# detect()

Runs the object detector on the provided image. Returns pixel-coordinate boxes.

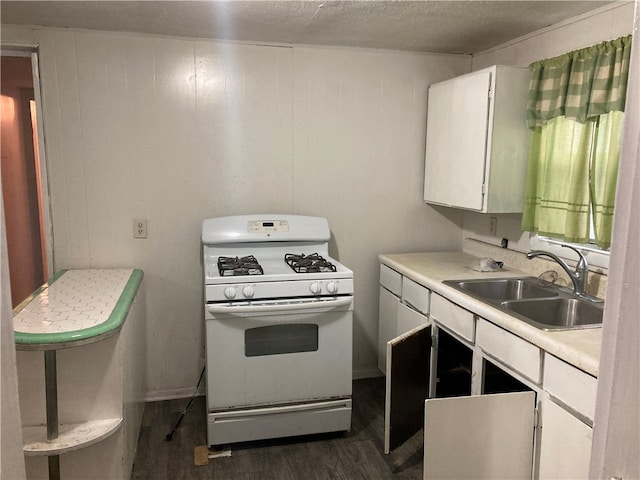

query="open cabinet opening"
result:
[435,328,472,398]
[484,358,532,394]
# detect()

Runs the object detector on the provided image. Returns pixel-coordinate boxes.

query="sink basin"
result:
[443,277,604,331]
[501,298,604,330]
[444,277,558,302]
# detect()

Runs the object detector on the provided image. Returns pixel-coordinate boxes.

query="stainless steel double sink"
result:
[443,277,604,331]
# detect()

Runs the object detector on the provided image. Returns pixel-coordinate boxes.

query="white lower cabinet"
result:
[476,319,541,384]
[378,285,400,373]
[386,320,538,479]
[378,265,431,374]
[384,324,431,454]
[538,394,593,479]
[538,353,596,479]
[430,293,475,343]
[378,265,432,453]
[378,268,596,479]
[397,302,428,335]
[543,353,597,423]
[402,277,430,315]
[425,323,539,480]
[424,392,536,479]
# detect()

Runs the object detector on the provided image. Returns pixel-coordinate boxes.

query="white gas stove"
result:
[202,214,354,446]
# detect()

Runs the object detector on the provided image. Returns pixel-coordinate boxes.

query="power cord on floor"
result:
[165,365,206,441]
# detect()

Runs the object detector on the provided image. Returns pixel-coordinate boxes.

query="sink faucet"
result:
[527,245,589,294]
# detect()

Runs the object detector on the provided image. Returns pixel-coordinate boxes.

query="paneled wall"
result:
[1,25,470,396]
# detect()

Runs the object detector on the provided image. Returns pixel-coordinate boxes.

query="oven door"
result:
[204,296,353,410]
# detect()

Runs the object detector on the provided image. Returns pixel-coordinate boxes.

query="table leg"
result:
[48,455,60,480]
[44,350,60,480]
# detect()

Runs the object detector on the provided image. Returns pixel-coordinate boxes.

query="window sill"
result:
[529,234,609,273]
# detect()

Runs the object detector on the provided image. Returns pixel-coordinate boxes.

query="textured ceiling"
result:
[0,1,617,54]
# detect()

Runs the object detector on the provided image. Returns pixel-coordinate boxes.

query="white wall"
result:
[462,2,635,253]
[1,25,469,396]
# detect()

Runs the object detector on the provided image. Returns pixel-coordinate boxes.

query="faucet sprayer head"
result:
[561,245,588,271]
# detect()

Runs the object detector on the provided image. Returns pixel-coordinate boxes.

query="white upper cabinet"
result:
[423,65,530,213]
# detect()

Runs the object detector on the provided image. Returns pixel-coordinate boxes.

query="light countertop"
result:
[13,269,143,350]
[379,251,601,377]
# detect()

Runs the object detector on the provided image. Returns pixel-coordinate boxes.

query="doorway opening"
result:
[1,50,52,308]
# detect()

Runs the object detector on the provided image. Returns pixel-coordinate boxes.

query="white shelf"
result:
[22,417,123,456]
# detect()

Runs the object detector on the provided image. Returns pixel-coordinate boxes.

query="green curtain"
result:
[522,116,594,243]
[522,35,632,248]
[590,111,624,248]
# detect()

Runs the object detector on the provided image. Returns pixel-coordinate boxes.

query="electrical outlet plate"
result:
[134,219,147,239]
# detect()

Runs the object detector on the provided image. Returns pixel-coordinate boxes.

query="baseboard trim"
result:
[144,385,205,402]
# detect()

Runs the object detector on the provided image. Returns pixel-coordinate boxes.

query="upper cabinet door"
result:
[423,391,536,479]
[424,70,492,211]
[423,65,530,213]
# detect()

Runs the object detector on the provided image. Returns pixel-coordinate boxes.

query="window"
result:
[529,234,610,271]
[521,36,632,251]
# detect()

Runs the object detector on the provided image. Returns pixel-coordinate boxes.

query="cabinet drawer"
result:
[402,277,430,315]
[380,265,402,296]
[430,294,475,343]
[397,302,429,336]
[543,353,597,423]
[476,319,541,384]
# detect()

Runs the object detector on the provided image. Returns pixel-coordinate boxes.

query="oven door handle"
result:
[206,296,352,315]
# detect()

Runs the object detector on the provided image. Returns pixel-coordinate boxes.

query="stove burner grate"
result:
[218,255,264,276]
[285,253,337,274]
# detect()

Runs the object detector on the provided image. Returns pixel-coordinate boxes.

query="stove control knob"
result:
[242,286,255,298]
[327,281,338,294]
[224,286,237,299]
[310,282,322,295]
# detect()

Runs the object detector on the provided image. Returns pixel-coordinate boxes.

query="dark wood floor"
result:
[131,377,423,480]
